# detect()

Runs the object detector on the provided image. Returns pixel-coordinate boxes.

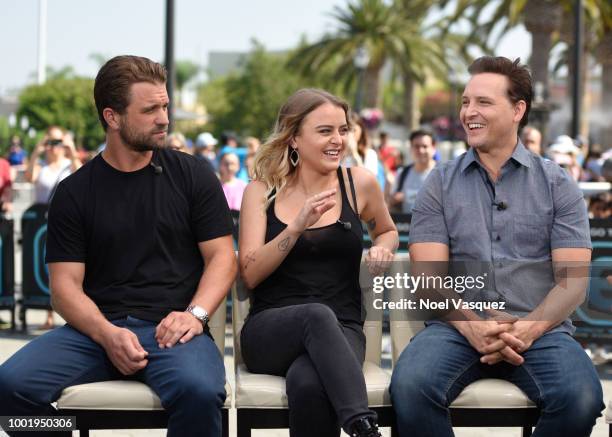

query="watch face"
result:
[192,306,207,319]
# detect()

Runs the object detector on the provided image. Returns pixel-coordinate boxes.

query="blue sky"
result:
[1,0,530,93]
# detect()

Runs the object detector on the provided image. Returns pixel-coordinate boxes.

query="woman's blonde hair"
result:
[253,88,350,209]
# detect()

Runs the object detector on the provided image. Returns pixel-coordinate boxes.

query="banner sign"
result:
[21,203,50,306]
[0,218,14,306]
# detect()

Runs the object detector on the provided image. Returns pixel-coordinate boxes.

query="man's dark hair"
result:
[94,55,167,130]
[409,129,435,145]
[468,56,533,129]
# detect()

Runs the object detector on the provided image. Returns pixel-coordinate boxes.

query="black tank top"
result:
[249,167,364,324]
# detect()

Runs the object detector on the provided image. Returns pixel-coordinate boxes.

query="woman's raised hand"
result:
[288,189,337,234]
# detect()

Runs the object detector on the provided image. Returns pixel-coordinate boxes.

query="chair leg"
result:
[609,423,611,437]
[222,409,229,437]
[522,426,532,437]
[236,411,251,437]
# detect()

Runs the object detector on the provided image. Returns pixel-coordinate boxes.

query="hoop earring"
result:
[289,148,300,167]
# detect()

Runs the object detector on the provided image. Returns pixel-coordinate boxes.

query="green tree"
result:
[175,60,201,108]
[199,42,333,140]
[17,77,104,150]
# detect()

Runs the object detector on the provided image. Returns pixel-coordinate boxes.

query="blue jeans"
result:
[390,323,603,437]
[0,317,226,437]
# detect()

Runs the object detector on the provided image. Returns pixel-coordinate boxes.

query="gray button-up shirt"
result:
[409,141,591,333]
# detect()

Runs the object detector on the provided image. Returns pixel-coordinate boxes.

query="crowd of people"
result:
[4,110,610,224]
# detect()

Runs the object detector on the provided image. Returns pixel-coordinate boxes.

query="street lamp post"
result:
[448,70,459,141]
[165,0,175,133]
[571,0,583,138]
[353,46,370,114]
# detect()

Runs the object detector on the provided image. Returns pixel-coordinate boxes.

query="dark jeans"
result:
[390,323,604,437]
[241,303,375,437]
[0,317,226,437]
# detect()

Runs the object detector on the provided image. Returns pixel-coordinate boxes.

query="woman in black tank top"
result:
[239,89,398,437]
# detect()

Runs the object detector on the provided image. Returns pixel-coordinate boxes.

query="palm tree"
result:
[592,0,612,109]
[450,0,610,139]
[447,0,562,99]
[592,0,612,142]
[288,0,472,129]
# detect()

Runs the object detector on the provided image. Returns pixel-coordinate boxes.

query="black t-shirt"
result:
[45,148,233,322]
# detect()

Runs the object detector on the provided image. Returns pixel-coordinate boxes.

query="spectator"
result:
[0,156,12,214]
[194,132,217,171]
[378,131,399,173]
[547,135,582,181]
[520,125,542,156]
[219,152,247,211]
[389,130,437,214]
[602,158,612,183]
[167,132,191,154]
[26,126,82,205]
[245,136,261,180]
[25,126,82,329]
[7,135,27,166]
[589,193,612,219]
[342,113,364,168]
[582,144,604,182]
[219,132,249,182]
[353,116,380,178]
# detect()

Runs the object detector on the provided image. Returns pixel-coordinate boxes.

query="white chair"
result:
[55,298,230,437]
[605,401,612,437]
[389,253,538,437]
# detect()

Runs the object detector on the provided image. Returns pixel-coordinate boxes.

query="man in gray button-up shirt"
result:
[390,56,603,437]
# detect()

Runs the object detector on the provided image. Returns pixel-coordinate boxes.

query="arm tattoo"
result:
[244,251,256,270]
[278,236,291,252]
[367,218,377,231]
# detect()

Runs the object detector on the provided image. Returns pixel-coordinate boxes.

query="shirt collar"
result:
[510,140,532,168]
[460,139,532,174]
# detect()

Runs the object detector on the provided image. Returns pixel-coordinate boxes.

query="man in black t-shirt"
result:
[0,56,237,437]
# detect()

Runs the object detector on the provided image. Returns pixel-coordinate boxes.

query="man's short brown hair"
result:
[468,56,533,129]
[94,55,167,130]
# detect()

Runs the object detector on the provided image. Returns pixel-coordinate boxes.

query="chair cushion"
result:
[235,362,391,408]
[56,380,232,410]
[605,400,612,423]
[450,378,535,409]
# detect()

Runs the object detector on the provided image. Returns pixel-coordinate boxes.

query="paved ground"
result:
[0,310,611,437]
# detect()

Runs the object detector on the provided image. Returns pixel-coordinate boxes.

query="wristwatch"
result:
[185,304,209,327]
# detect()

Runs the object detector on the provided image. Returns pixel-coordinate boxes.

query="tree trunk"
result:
[523,0,562,97]
[596,30,612,145]
[363,66,381,108]
[596,30,612,110]
[561,8,594,139]
[402,74,418,131]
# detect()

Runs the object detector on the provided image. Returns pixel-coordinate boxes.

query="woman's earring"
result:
[289,148,300,167]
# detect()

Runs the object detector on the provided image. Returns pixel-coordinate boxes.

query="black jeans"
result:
[241,302,375,437]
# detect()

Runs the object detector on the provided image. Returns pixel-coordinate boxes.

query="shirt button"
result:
[496,235,501,241]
